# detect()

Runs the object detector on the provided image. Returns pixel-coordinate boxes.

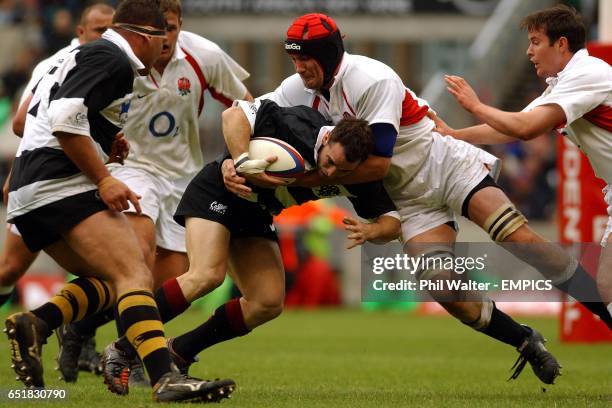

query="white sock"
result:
[607,303,612,319]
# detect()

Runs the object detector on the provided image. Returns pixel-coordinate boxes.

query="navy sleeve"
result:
[369,123,397,158]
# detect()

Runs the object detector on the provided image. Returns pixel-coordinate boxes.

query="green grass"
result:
[0,308,610,407]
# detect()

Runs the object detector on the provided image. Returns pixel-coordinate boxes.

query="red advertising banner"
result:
[557,42,612,342]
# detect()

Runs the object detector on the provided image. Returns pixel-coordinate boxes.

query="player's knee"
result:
[483,203,527,242]
[185,265,226,299]
[249,299,283,325]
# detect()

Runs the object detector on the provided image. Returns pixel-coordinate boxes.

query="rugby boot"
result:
[167,337,197,375]
[78,336,103,375]
[128,357,149,388]
[5,312,49,388]
[101,342,132,395]
[508,326,561,384]
[56,323,90,382]
[152,371,236,403]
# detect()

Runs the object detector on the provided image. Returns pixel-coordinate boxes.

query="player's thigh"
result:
[0,226,38,285]
[125,213,157,269]
[227,237,285,305]
[152,247,188,289]
[468,186,571,274]
[62,210,150,285]
[44,239,96,276]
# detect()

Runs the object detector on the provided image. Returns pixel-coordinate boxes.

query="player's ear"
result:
[322,131,330,144]
[557,36,569,52]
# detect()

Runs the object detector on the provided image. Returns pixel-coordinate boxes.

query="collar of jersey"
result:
[546,48,588,86]
[102,29,145,71]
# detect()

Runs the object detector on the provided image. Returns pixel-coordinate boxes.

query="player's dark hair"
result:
[521,5,586,53]
[329,118,373,163]
[80,2,114,26]
[113,0,165,29]
[161,0,182,18]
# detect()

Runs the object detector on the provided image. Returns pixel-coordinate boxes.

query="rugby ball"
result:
[248,137,305,178]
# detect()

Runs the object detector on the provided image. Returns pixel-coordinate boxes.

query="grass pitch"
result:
[0,308,610,407]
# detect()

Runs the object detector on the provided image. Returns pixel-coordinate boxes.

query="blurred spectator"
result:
[1,48,37,103]
[45,8,74,55]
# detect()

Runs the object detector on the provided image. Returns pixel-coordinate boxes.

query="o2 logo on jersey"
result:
[149,111,179,138]
[178,77,191,96]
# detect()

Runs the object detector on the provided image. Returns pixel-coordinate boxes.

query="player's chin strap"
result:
[234,153,269,174]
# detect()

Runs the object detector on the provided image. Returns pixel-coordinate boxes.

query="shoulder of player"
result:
[340,54,403,100]
[178,31,226,66]
[343,54,400,84]
[76,40,132,75]
[560,55,611,85]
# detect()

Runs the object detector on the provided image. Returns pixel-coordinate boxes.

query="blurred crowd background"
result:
[0,0,603,308]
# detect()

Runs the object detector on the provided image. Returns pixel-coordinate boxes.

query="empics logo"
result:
[285,43,301,51]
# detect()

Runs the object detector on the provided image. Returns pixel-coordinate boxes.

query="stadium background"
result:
[0,1,609,406]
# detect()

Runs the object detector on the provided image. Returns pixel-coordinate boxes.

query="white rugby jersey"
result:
[18,38,80,106]
[122,31,249,181]
[7,30,142,219]
[260,52,435,191]
[523,49,612,184]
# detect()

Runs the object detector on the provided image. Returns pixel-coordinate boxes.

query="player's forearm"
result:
[222,106,252,160]
[470,104,537,141]
[452,124,517,145]
[55,132,111,184]
[368,215,401,244]
[339,155,390,184]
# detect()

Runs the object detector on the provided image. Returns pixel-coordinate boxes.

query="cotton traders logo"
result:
[285,43,301,51]
[74,112,87,125]
[209,201,227,215]
[178,77,191,96]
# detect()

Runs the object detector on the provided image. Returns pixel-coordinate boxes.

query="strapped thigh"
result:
[483,203,527,242]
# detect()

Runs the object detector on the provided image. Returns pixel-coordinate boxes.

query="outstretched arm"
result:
[444,75,565,141]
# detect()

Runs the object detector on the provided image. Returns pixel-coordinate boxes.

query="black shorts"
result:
[12,189,108,252]
[174,163,278,242]
[460,174,503,219]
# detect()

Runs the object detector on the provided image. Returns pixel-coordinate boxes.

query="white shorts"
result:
[387,132,499,242]
[109,165,187,253]
[601,185,612,247]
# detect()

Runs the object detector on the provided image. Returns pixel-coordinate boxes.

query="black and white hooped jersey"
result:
[233,99,399,220]
[7,29,142,220]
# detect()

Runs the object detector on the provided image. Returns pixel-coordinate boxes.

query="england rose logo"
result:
[178,77,191,96]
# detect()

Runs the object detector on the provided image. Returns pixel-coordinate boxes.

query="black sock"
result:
[72,309,114,337]
[154,278,190,323]
[555,264,612,328]
[480,305,531,348]
[117,290,171,386]
[172,298,250,361]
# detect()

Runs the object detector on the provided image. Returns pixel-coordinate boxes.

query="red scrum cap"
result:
[285,13,345,87]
